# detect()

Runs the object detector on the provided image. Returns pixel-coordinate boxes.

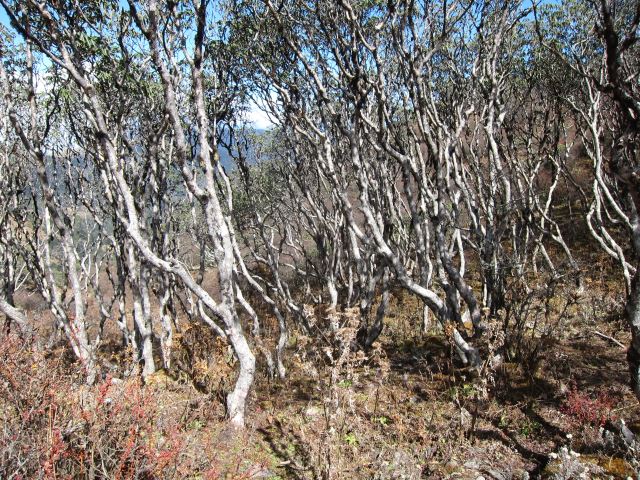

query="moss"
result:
[580,455,635,479]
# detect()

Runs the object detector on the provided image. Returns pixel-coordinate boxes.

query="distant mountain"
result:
[218,128,267,171]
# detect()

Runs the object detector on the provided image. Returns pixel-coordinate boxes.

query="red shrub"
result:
[0,334,188,479]
[562,384,617,427]
[0,334,278,478]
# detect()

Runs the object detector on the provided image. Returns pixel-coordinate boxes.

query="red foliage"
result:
[562,384,617,427]
[0,334,189,479]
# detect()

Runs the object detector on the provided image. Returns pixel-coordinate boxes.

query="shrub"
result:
[0,333,280,479]
[562,384,617,427]
[0,334,188,479]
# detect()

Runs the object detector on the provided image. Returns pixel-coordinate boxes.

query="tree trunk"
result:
[0,297,32,338]
[225,316,256,427]
[626,267,640,400]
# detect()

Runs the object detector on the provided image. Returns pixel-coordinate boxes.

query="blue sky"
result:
[0,2,273,129]
[0,7,10,28]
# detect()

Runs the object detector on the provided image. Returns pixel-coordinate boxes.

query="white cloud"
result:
[34,70,53,95]
[244,102,274,130]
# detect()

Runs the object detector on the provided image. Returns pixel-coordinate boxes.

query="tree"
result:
[0,0,259,427]
[536,0,640,400]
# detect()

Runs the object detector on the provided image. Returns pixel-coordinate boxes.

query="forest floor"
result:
[2,257,640,479]
[233,276,640,479]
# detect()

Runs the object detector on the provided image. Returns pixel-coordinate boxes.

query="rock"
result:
[464,460,480,470]
[374,449,421,480]
[245,464,277,478]
[304,405,322,417]
[541,447,636,479]
[483,469,508,480]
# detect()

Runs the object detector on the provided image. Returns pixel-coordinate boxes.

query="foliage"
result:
[563,384,617,427]
[0,3,639,476]
[0,334,277,478]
